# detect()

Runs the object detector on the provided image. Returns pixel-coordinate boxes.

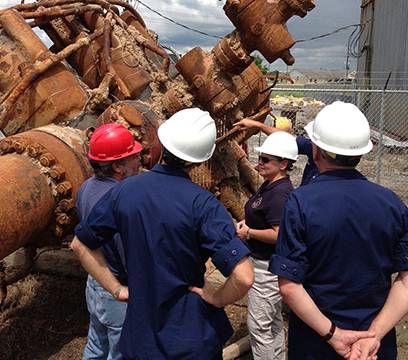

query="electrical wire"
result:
[134,0,223,39]
[296,24,362,43]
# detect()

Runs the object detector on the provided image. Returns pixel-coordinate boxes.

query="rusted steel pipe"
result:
[0,9,89,135]
[224,0,315,65]
[0,125,92,260]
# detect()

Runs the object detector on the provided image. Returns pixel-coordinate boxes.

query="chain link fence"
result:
[250,83,408,203]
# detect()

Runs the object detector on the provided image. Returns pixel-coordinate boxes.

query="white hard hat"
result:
[255,131,298,161]
[158,108,216,163]
[305,101,373,156]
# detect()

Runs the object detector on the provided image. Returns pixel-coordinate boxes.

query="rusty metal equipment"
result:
[0,0,314,299]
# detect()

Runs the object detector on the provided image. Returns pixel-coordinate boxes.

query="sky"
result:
[130,0,361,71]
[0,0,361,71]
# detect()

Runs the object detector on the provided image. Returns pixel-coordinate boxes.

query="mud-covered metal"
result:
[0,0,315,267]
[0,125,92,259]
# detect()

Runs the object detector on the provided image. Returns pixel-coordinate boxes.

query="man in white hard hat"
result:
[72,108,254,360]
[269,101,408,360]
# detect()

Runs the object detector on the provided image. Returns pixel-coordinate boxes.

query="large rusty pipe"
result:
[0,154,55,259]
[0,125,92,260]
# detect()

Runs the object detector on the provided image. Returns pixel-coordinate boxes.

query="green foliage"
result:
[252,54,269,75]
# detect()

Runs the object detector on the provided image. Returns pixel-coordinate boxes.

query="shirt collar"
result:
[259,176,290,192]
[93,175,119,184]
[151,164,190,179]
[313,169,367,183]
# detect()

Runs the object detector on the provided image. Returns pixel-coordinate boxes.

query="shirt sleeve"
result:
[393,203,408,271]
[268,192,309,283]
[74,186,119,250]
[296,136,313,158]
[193,192,250,278]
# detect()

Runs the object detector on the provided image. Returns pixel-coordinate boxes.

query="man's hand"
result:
[327,327,376,359]
[236,220,249,240]
[233,119,260,130]
[189,279,221,308]
[348,337,380,360]
[116,285,129,302]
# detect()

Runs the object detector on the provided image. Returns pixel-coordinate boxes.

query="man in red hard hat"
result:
[72,123,142,360]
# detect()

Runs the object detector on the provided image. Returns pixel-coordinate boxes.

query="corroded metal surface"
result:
[0,125,92,258]
[224,0,315,64]
[0,9,89,135]
[0,0,314,267]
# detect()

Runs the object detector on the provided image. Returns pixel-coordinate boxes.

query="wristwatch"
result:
[322,321,336,341]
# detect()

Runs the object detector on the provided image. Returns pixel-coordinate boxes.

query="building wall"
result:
[357,0,408,138]
[358,0,408,89]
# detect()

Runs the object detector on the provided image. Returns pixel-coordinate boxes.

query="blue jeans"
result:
[83,276,127,360]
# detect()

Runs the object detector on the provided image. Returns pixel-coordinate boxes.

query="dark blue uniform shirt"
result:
[75,164,250,359]
[270,170,408,359]
[76,176,127,285]
[246,177,294,260]
[296,136,319,186]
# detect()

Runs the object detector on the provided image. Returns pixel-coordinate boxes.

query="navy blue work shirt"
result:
[270,169,408,359]
[75,164,250,359]
[246,177,293,260]
[296,136,319,185]
[76,176,127,285]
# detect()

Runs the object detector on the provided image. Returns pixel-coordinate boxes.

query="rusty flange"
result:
[0,125,92,260]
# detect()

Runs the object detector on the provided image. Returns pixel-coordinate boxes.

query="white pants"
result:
[247,257,285,360]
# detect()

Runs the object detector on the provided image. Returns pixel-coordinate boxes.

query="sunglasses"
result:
[258,155,281,163]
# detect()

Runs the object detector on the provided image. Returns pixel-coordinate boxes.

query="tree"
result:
[252,54,269,75]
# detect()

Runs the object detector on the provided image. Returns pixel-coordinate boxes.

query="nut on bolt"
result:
[56,198,75,212]
[27,143,43,158]
[50,164,66,180]
[56,181,73,196]
[39,153,56,167]
[56,213,71,226]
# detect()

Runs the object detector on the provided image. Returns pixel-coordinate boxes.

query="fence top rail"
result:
[272,87,408,94]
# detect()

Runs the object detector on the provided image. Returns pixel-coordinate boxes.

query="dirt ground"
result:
[1,272,408,360]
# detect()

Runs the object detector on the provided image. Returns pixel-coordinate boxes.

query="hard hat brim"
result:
[305,121,373,156]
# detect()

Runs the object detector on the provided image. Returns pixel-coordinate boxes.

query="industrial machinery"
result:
[0,0,315,302]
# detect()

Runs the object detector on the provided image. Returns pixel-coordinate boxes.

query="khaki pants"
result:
[247,257,285,360]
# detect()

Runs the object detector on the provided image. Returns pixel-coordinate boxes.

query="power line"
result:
[134,0,223,39]
[296,24,361,43]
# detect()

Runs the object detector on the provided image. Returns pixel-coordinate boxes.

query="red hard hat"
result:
[88,123,143,161]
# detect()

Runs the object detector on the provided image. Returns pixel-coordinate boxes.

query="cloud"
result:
[1,0,360,70]
[135,0,360,70]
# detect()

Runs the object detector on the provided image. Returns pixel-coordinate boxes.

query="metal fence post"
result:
[375,72,392,185]
[375,91,385,184]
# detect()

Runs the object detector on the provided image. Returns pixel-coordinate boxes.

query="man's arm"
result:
[350,271,408,360]
[279,277,375,358]
[189,257,254,308]
[234,119,278,135]
[70,236,128,301]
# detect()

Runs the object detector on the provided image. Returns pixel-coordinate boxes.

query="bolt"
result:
[27,143,43,158]
[0,139,14,154]
[56,181,72,196]
[39,153,56,167]
[13,140,26,154]
[49,164,66,181]
[56,213,71,226]
[56,198,75,212]
[54,225,64,237]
